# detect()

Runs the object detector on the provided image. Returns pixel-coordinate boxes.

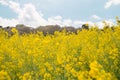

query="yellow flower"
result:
[22,72,32,80]
[11,28,18,34]
[0,70,11,80]
[44,73,52,80]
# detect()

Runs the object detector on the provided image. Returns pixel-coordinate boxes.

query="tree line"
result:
[0,17,120,36]
[0,24,90,35]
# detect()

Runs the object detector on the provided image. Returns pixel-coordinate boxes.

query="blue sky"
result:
[0,0,120,28]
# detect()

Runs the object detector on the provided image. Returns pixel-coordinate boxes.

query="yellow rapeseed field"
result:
[0,25,120,80]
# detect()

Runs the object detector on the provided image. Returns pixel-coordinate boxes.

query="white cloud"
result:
[47,16,62,25]
[104,19,114,26]
[105,0,120,9]
[92,15,101,20]
[0,0,9,5]
[0,17,19,27]
[18,3,47,27]
[74,19,114,29]
[54,16,63,20]
[74,21,95,27]
[0,0,115,28]
[94,19,114,29]
[0,0,21,13]
[0,0,48,27]
[63,19,73,26]
[47,16,73,27]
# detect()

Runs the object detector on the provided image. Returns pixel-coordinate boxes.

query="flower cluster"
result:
[0,26,120,80]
